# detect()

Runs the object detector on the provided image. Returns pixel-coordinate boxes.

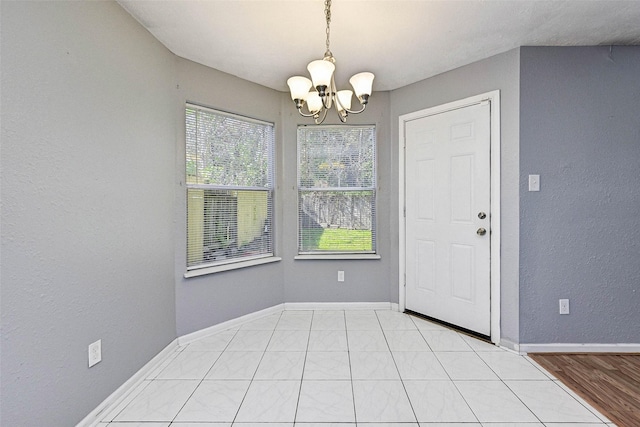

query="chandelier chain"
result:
[324,0,333,58]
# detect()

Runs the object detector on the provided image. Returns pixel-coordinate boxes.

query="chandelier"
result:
[286,0,374,124]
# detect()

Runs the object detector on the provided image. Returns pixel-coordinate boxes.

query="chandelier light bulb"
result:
[307,59,335,92]
[306,92,323,114]
[287,76,312,101]
[287,76,311,101]
[349,72,375,101]
[336,90,353,112]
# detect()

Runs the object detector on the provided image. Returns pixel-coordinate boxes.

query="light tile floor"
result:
[98,310,616,426]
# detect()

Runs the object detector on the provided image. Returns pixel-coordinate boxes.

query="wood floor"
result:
[530,353,640,427]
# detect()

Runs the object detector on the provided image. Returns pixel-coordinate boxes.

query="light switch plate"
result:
[528,174,540,192]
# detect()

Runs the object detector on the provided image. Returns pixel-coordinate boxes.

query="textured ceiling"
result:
[117,1,640,92]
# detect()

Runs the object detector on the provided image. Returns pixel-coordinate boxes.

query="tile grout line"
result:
[411,315,483,425]
[165,327,240,424]
[216,311,283,425]
[345,310,358,425]
[103,339,190,422]
[373,309,421,424]
[524,354,611,422]
[292,310,313,424]
[547,376,613,424]
[385,312,421,425]
[468,340,544,426]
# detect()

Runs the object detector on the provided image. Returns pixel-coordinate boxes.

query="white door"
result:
[404,102,491,336]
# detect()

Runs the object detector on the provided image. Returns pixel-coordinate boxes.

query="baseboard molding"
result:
[499,338,520,353]
[178,303,285,346]
[284,302,394,311]
[76,338,179,427]
[520,343,640,354]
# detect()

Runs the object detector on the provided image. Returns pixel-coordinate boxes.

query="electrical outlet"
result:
[88,339,102,367]
[559,299,570,315]
[338,270,345,282]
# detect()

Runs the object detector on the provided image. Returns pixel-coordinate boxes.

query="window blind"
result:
[186,104,275,269]
[297,125,376,254]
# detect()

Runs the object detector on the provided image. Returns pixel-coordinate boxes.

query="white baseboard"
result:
[520,343,640,354]
[284,302,393,311]
[178,303,285,346]
[499,338,520,353]
[76,338,179,427]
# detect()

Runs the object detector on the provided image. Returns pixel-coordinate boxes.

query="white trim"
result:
[294,254,381,260]
[489,91,501,345]
[178,304,285,346]
[499,338,520,353]
[520,343,640,354]
[284,302,393,311]
[390,303,399,312]
[76,339,179,427]
[398,90,501,345]
[184,256,282,278]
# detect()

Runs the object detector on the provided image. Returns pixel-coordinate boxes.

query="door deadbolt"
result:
[477,227,487,236]
[478,212,487,219]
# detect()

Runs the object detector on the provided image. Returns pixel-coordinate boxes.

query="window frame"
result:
[296,124,378,257]
[184,103,279,276]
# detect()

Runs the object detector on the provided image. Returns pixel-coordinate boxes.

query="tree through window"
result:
[297,125,376,254]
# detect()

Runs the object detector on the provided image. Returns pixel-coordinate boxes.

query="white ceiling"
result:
[117,1,640,92]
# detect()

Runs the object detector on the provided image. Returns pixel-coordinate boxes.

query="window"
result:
[186,104,275,271]
[297,125,376,254]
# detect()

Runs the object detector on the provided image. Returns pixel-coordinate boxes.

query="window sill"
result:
[184,256,282,278]
[294,254,381,260]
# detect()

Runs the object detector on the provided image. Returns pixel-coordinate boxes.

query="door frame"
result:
[399,91,501,344]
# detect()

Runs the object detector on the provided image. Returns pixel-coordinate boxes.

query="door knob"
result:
[477,227,487,236]
[478,212,487,219]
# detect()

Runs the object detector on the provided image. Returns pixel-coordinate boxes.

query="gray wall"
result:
[174,59,285,336]
[280,92,395,304]
[172,53,395,336]
[389,49,522,345]
[519,46,640,344]
[1,2,177,425]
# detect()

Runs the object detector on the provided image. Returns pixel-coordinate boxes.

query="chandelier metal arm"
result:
[296,106,320,118]
[314,107,329,125]
[334,97,368,115]
[344,104,368,115]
